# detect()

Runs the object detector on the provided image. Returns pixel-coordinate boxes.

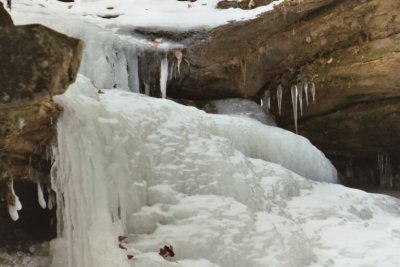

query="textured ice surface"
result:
[50,77,400,267]
[202,98,276,126]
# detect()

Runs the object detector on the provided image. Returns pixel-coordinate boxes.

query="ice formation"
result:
[311,82,316,103]
[14,13,139,91]
[160,55,169,98]
[49,77,400,267]
[378,153,394,187]
[261,90,271,111]
[11,2,400,267]
[291,85,299,133]
[203,98,276,126]
[8,180,22,221]
[298,84,303,116]
[277,84,283,115]
[37,183,47,209]
[174,49,183,75]
[303,82,309,106]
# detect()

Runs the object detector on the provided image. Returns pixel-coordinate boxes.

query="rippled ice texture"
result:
[49,76,400,267]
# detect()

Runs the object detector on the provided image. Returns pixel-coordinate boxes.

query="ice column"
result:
[298,84,303,116]
[277,85,283,115]
[8,180,22,221]
[291,85,298,133]
[126,49,140,93]
[262,90,271,110]
[378,154,393,187]
[37,183,47,209]
[311,82,316,103]
[304,83,309,106]
[160,54,169,98]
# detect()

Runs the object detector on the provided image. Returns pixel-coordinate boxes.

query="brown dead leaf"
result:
[159,245,175,258]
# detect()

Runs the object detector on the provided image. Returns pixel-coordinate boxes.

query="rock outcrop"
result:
[0,3,13,27]
[0,23,83,210]
[163,0,400,186]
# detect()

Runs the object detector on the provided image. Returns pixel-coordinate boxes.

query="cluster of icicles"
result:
[6,47,185,221]
[261,82,316,133]
[7,181,56,221]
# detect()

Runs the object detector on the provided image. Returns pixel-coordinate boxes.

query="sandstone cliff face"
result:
[0,23,83,207]
[165,0,400,186]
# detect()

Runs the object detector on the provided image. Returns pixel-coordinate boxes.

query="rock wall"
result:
[165,0,400,186]
[0,14,83,213]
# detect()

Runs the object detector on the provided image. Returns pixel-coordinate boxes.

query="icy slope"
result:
[51,76,400,267]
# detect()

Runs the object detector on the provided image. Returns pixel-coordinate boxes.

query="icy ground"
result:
[46,76,400,267]
[0,243,50,267]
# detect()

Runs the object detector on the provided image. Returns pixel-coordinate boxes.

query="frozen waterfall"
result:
[49,76,400,267]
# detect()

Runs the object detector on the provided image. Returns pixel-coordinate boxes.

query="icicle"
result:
[303,83,309,106]
[127,50,140,93]
[311,82,316,103]
[160,54,168,98]
[174,49,183,75]
[291,85,298,133]
[260,98,263,107]
[169,60,176,80]
[144,83,150,96]
[47,187,54,210]
[8,180,22,221]
[262,90,271,110]
[277,85,283,115]
[298,84,303,116]
[37,183,46,209]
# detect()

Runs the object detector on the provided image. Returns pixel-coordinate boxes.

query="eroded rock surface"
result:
[164,0,400,186]
[0,24,83,209]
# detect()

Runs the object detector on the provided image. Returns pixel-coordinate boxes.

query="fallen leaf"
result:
[118,235,128,242]
[159,245,175,258]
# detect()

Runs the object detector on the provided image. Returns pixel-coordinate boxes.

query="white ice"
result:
[277,84,283,115]
[311,82,316,103]
[304,82,309,106]
[49,76,400,267]
[291,85,298,133]
[160,55,169,98]
[202,98,276,126]
[298,84,303,116]
[7,180,22,221]
[38,183,47,209]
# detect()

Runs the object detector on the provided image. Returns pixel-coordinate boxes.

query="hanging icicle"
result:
[291,85,298,133]
[174,49,183,75]
[303,83,309,106]
[311,82,316,103]
[160,54,168,99]
[298,84,303,116]
[37,183,47,209]
[277,85,283,115]
[8,180,22,221]
[262,90,271,110]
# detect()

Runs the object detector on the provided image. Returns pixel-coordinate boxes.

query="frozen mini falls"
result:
[11,1,400,266]
[48,76,400,267]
